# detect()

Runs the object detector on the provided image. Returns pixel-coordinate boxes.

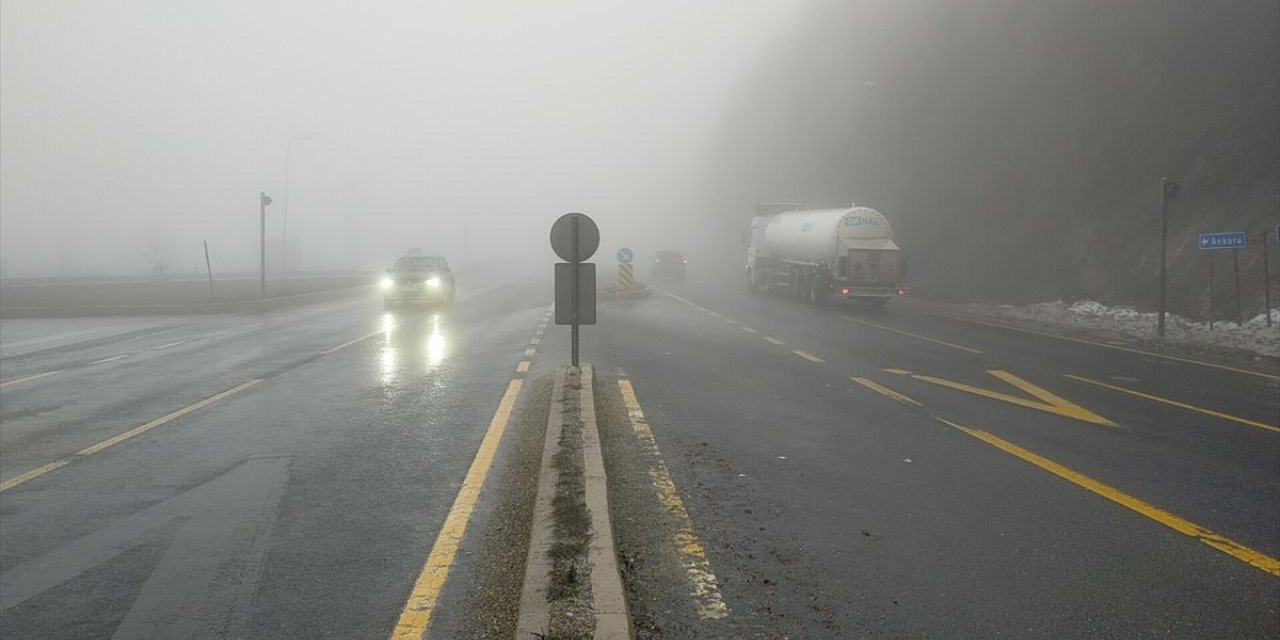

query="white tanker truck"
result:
[745,203,908,308]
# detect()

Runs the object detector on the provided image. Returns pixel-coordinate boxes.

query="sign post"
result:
[1207,251,1214,330]
[1263,229,1274,328]
[550,213,600,367]
[1198,232,1247,327]
[259,192,272,299]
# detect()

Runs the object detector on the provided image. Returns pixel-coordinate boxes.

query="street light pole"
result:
[282,136,310,274]
[1157,177,1180,336]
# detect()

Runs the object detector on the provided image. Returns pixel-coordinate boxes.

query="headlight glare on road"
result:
[380,278,394,289]
[425,277,441,287]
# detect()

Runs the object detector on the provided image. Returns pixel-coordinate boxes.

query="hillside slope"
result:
[707,0,1279,318]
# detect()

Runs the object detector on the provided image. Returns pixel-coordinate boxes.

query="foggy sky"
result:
[1,1,801,277]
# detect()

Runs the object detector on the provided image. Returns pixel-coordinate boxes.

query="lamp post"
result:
[1157,177,1180,336]
[282,136,310,273]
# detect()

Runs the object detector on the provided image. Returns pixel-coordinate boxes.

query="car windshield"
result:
[392,257,442,272]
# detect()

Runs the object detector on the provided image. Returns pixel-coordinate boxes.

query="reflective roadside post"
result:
[551,213,599,368]
[1157,178,1180,336]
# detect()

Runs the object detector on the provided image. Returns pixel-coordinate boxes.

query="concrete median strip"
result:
[516,364,632,639]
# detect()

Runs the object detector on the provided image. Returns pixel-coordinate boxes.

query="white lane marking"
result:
[321,330,381,355]
[88,355,129,365]
[120,325,192,344]
[740,327,758,334]
[763,337,785,345]
[0,370,63,389]
[154,341,187,350]
[530,338,541,345]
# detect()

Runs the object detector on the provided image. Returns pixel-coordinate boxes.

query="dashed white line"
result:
[740,326,758,334]
[763,337,785,345]
[88,355,129,365]
[321,330,381,355]
[153,341,187,350]
[0,370,63,389]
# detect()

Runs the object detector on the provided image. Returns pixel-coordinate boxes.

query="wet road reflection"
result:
[378,307,453,385]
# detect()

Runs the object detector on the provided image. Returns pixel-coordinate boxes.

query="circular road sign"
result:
[549,212,600,262]
[617,247,633,264]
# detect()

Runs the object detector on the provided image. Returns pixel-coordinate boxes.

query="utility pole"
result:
[260,191,273,298]
[1157,177,1180,336]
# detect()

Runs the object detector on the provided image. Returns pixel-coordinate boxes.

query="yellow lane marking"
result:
[524,347,537,357]
[88,355,129,365]
[763,337,784,345]
[1065,375,1280,433]
[792,350,825,363]
[618,380,728,619]
[941,314,1278,381]
[76,380,263,456]
[0,380,263,492]
[0,370,63,389]
[516,361,530,373]
[390,379,524,638]
[154,341,187,350]
[840,315,982,354]
[913,370,1115,427]
[322,329,381,355]
[884,368,913,375]
[939,419,1280,578]
[740,327,758,334]
[0,460,73,492]
[852,377,921,406]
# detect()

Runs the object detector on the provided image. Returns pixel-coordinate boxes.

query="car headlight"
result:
[425,277,441,287]
[380,278,394,289]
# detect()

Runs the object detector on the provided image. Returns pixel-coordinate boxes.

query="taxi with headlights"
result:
[381,255,455,308]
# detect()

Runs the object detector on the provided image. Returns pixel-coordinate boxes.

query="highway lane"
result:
[1,265,1275,639]
[581,275,1279,639]
[0,273,554,639]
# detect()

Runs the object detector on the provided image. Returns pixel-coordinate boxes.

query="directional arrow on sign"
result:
[887,369,1116,427]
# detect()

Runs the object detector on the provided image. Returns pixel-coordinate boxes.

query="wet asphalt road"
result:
[1,267,1278,639]
[580,273,1279,639]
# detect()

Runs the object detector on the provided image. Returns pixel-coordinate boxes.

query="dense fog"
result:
[1,1,799,278]
[4,1,1277,318]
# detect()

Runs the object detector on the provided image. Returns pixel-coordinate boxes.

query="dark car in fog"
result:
[651,250,687,280]
[381,255,455,308]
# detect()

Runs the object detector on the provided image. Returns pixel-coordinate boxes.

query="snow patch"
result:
[958,299,1279,357]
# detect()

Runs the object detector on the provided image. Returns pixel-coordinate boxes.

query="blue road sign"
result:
[616,247,633,264]
[1198,232,1246,250]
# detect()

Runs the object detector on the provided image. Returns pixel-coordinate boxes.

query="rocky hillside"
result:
[707,0,1279,319]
